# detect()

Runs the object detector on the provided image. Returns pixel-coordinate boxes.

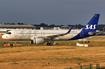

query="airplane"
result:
[2,14,100,45]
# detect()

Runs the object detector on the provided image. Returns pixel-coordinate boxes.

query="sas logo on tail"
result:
[85,24,96,29]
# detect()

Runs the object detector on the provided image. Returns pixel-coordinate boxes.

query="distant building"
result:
[39,27,70,30]
[54,27,60,30]
[0,24,36,35]
[60,26,71,29]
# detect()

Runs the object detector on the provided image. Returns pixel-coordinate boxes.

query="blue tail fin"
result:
[83,14,100,32]
[70,14,100,40]
[81,14,100,37]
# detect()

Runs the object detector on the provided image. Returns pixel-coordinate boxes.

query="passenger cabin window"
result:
[6,32,11,34]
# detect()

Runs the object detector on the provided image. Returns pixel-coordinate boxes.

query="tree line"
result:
[1,22,105,31]
[33,23,105,31]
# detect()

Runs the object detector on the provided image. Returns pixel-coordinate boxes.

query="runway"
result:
[0,37,105,42]
[0,40,30,42]
[84,37,105,40]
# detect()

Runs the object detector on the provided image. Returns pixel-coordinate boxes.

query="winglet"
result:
[67,26,73,33]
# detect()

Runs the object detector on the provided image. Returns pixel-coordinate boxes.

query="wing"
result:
[44,27,73,40]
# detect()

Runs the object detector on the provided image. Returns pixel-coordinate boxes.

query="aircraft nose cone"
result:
[2,35,4,39]
[2,35,5,39]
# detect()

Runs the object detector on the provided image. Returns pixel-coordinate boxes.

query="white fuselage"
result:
[2,29,82,41]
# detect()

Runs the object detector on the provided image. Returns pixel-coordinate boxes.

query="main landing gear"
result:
[46,40,53,46]
[47,42,53,46]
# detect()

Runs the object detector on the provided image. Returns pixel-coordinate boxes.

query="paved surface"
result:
[1,37,105,42]
[0,40,30,42]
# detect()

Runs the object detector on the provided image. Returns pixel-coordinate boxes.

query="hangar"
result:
[0,24,36,35]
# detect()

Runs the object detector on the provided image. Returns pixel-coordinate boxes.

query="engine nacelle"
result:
[31,37,45,44]
[88,32,94,35]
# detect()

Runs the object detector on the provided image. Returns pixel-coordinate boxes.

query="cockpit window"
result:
[6,32,11,34]
[7,30,11,32]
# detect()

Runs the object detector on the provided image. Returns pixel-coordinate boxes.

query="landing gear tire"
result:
[47,43,53,46]
[30,40,33,44]
[50,43,53,46]
[10,44,13,47]
[47,43,49,46]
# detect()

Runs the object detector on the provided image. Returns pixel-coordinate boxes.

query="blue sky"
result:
[0,0,105,25]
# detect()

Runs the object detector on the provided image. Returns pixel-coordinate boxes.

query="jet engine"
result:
[30,37,45,44]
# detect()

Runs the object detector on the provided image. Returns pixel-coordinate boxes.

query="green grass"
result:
[0,40,77,47]
[0,40,105,48]
[88,41,105,46]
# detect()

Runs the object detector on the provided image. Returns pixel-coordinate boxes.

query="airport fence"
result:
[68,64,101,69]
